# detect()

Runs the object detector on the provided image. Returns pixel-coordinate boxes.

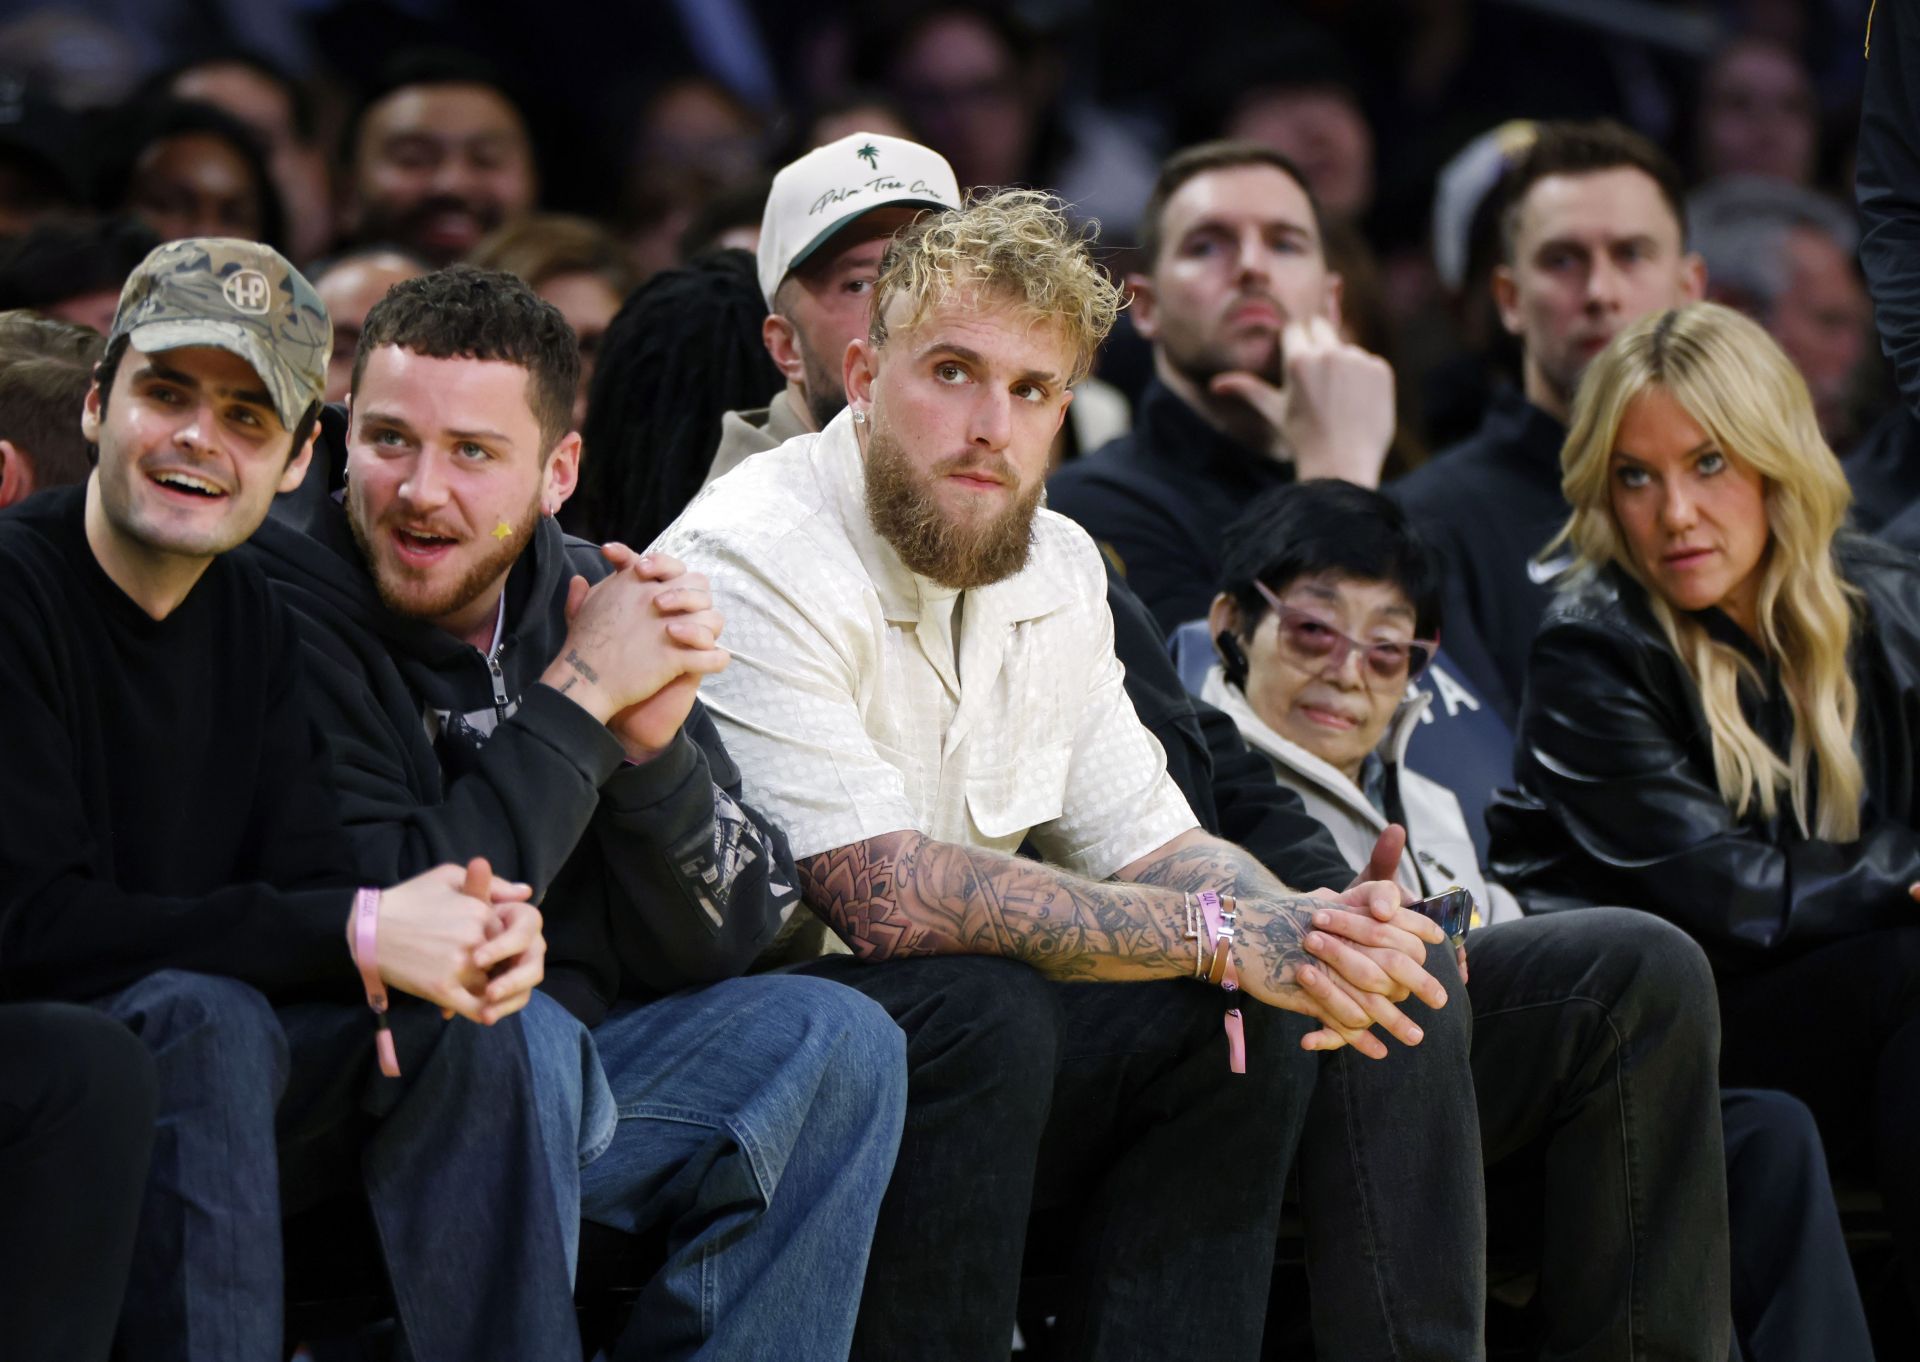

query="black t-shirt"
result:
[0,486,356,1003]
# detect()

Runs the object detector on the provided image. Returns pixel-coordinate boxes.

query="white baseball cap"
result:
[756,131,961,306]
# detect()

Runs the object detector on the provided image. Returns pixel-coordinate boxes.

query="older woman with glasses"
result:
[1493,301,1920,1331]
[1204,482,1512,919]
[1208,476,1871,1362]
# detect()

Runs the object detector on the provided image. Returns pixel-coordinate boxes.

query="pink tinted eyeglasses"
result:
[1251,579,1439,686]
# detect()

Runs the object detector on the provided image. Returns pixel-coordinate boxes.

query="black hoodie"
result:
[244,498,798,1027]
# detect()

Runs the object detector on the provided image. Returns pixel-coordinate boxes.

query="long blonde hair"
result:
[1551,302,1863,839]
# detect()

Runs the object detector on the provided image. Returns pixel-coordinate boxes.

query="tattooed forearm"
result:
[1125,835,1289,902]
[797,831,1190,982]
[1124,832,1326,1003]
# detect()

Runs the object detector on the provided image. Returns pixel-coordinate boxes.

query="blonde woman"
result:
[1491,301,1920,1317]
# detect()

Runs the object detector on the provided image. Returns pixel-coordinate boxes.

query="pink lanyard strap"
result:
[352,888,402,1078]
[1194,891,1247,1074]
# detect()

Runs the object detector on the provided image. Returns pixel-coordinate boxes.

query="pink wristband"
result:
[1196,891,1247,1075]
[352,888,401,1078]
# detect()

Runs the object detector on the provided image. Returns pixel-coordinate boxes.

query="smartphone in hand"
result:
[1409,886,1474,947]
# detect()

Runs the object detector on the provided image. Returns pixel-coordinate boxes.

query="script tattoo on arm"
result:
[796,831,1190,983]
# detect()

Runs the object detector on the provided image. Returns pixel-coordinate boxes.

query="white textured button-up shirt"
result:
[658,410,1198,885]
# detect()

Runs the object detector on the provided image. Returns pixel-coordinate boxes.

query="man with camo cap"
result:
[0,238,585,1360]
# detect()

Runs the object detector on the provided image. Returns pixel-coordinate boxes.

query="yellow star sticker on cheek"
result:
[492,520,514,540]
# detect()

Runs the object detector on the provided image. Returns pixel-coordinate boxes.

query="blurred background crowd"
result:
[0,0,1888,469]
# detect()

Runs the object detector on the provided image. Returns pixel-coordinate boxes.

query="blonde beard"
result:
[862,424,1042,590]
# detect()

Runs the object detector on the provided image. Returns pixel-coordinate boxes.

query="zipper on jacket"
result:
[486,642,511,723]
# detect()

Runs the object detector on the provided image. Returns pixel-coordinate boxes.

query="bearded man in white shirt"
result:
[660,189,1455,1362]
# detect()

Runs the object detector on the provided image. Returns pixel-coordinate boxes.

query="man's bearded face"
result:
[863,419,1044,589]
[857,291,1070,589]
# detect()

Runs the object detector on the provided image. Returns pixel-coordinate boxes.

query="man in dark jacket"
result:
[1860,0,1920,430]
[1386,121,1705,721]
[247,266,905,1362]
[1047,139,1396,638]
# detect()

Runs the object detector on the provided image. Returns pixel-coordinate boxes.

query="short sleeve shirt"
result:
[656,410,1199,878]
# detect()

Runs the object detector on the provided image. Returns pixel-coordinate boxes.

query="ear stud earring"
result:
[852,410,867,425]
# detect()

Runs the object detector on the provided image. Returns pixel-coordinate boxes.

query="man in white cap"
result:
[709,129,959,483]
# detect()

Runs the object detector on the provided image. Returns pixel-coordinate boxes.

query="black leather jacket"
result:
[1488,535,1920,975]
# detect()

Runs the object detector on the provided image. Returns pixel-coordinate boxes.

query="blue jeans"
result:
[98,970,580,1362]
[523,975,907,1361]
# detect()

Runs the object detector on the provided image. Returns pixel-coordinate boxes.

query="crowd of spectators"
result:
[6,1,1920,1360]
[0,3,1890,457]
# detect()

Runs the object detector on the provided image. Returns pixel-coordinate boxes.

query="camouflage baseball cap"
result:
[108,239,331,432]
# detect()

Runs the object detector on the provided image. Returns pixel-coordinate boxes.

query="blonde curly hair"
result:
[868,188,1121,386]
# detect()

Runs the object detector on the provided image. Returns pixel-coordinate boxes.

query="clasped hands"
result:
[547,545,731,761]
[363,857,546,1026]
[1249,824,1459,1061]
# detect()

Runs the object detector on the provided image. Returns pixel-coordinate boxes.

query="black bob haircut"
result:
[1215,481,1443,677]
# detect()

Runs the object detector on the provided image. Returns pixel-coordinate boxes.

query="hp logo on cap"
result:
[223,269,272,315]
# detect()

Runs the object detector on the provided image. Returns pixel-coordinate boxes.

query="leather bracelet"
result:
[1195,891,1247,1074]
[351,888,402,1078]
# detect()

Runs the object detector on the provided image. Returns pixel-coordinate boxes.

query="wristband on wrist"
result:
[1195,891,1247,1075]
[351,888,402,1078]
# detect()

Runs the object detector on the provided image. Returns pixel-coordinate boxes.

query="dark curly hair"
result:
[353,264,578,450]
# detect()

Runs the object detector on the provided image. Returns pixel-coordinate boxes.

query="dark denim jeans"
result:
[1294,937,1482,1361]
[1718,925,1920,1319]
[96,969,579,1362]
[799,954,1320,1362]
[1297,909,1733,1362]
[521,975,907,1362]
[0,1003,158,1362]
[1721,1088,1873,1362]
